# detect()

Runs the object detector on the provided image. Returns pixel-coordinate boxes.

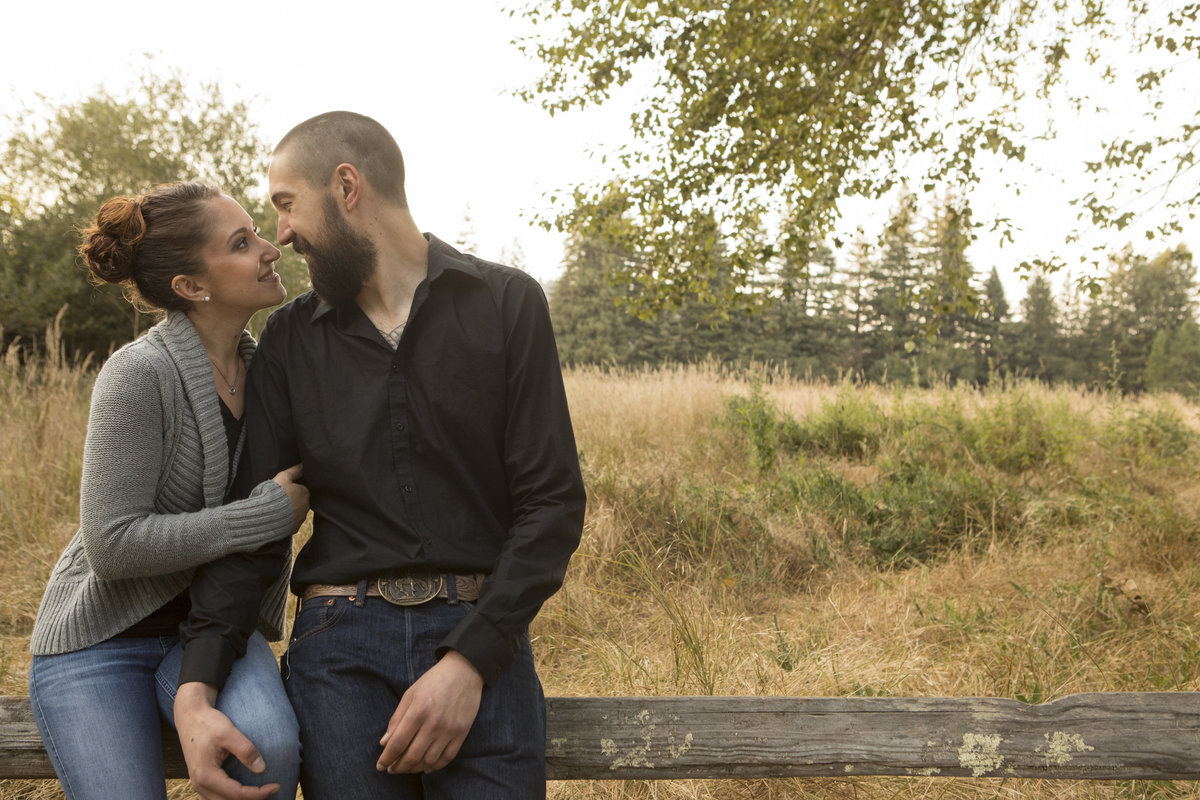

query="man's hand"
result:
[377,650,484,774]
[174,681,279,800]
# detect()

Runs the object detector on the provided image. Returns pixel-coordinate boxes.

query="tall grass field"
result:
[4,321,1200,799]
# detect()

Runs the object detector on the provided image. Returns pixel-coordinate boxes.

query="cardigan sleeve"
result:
[79,348,295,581]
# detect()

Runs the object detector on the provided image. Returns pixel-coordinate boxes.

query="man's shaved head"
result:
[273,111,407,206]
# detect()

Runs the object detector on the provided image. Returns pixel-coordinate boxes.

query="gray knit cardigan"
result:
[30,311,295,655]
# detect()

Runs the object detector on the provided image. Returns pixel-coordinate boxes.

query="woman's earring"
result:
[203,296,211,302]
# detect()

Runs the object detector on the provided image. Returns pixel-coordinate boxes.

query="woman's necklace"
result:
[208,355,241,395]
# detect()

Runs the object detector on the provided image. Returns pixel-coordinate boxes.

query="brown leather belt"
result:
[301,572,484,606]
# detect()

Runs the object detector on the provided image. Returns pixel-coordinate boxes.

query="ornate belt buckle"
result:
[377,573,443,606]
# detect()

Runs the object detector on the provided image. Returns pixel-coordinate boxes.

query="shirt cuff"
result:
[178,636,239,689]
[436,611,519,687]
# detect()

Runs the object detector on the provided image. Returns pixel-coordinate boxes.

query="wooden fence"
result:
[2,693,1198,781]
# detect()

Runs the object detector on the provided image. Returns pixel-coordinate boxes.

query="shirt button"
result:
[391,363,399,372]
[395,422,406,432]
[403,484,414,493]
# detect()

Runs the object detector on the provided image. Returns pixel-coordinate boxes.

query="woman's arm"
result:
[79,349,295,580]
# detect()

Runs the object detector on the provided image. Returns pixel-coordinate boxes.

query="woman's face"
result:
[195,195,286,313]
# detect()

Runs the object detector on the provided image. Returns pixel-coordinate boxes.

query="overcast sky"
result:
[1,0,629,285]
[3,0,1197,304]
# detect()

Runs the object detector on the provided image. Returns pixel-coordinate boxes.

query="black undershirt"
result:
[116,396,242,638]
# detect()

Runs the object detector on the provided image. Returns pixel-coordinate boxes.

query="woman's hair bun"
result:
[78,181,220,312]
[78,195,148,284]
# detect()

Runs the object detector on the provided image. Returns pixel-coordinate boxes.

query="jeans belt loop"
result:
[354,578,368,607]
[446,572,459,605]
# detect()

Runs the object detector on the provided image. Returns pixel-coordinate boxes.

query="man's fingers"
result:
[176,689,279,800]
[388,729,439,774]
[221,728,267,774]
[378,655,483,774]
[434,735,464,769]
[377,696,417,769]
[386,719,468,774]
[193,728,274,799]
[232,782,279,800]
[376,722,416,771]
[395,739,454,775]
[192,764,278,800]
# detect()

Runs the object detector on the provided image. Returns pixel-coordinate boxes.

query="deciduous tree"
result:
[517,0,1198,306]
[0,66,307,356]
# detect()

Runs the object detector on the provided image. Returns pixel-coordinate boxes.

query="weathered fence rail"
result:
[2,693,1198,781]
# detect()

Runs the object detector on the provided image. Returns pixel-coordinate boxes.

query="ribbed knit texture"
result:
[30,311,295,656]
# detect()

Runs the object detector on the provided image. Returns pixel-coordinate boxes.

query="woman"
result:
[28,182,307,800]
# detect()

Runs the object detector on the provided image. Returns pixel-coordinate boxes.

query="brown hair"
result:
[79,182,221,312]
[273,111,407,206]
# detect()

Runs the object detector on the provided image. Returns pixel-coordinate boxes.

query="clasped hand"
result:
[175,682,279,800]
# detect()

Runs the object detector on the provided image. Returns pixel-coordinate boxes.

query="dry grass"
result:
[0,314,93,699]
[4,333,1200,799]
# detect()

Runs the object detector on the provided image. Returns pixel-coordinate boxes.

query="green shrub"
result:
[617,477,809,587]
[723,382,795,473]
[781,463,870,528]
[785,384,889,459]
[783,458,1022,565]
[966,385,1077,474]
[1105,403,1197,464]
[724,382,889,472]
[859,458,1018,563]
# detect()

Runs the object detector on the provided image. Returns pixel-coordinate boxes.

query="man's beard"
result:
[293,195,377,307]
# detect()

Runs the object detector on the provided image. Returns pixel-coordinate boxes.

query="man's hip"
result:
[282,596,546,800]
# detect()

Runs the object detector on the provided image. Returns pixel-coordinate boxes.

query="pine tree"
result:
[1012,274,1063,381]
[1085,245,1197,392]
[548,232,652,365]
[1145,319,1200,396]
[916,200,982,385]
[864,193,925,382]
[979,267,1011,377]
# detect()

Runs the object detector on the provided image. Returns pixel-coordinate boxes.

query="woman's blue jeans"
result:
[283,595,546,799]
[29,631,299,800]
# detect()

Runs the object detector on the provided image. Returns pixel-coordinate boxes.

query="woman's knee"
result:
[227,697,300,762]
[222,704,300,794]
[256,711,300,766]
[219,641,300,777]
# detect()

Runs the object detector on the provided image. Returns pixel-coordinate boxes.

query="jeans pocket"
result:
[288,598,349,651]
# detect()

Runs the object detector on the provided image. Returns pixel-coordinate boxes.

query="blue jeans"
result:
[29,631,299,800]
[283,596,546,799]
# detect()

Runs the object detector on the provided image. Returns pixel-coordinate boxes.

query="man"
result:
[173,111,586,799]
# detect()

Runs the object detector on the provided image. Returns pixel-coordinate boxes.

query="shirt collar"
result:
[425,233,486,282]
[308,233,484,325]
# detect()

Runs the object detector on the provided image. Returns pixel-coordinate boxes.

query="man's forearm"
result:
[179,537,290,688]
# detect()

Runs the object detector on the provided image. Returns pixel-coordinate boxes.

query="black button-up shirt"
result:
[179,235,586,687]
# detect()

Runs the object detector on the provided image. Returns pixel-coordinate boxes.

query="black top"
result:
[118,397,242,638]
[178,235,586,688]
[218,395,244,476]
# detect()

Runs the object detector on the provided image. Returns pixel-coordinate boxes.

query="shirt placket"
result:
[387,286,435,559]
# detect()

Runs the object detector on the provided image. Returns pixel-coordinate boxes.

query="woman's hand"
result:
[271,464,309,533]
